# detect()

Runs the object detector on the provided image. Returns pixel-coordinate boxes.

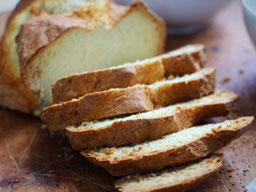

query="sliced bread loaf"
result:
[115,154,224,192]
[52,44,206,103]
[43,68,215,133]
[66,90,236,150]
[19,1,166,112]
[82,116,253,176]
[0,0,109,114]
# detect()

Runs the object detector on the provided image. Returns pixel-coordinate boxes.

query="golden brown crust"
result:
[6,0,38,28]
[66,89,233,151]
[154,170,218,192]
[0,83,33,113]
[163,45,206,76]
[82,117,253,176]
[42,86,155,133]
[115,154,224,192]
[16,14,88,68]
[52,60,165,103]
[153,68,215,106]
[0,0,44,114]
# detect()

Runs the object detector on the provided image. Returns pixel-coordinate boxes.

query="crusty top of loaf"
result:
[16,1,120,68]
[16,14,87,66]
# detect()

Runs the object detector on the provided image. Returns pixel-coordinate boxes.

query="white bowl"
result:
[242,0,256,45]
[0,0,19,12]
[115,0,231,32]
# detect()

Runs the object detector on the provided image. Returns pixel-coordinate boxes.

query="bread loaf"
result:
[0,0,166,115]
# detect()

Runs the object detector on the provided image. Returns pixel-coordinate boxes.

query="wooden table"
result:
[1,1,256,191]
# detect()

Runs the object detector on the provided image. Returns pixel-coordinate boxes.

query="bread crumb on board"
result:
[239,69,244,74]
[220,77,230,84]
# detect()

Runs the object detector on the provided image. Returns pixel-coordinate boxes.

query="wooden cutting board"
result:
[0,1,256,191]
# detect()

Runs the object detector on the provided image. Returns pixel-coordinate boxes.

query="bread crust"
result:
[42,85,156,132]
[6,0,38,28]
[52,60,165,103]
[66,90,235,150]
[163,45,206,76]
[82,117,253,176]
[0,1,166,114]
[52,45,206,103]
[21,1,166,110]
[154,68,215,106]
[16,14,88,68]
[115,154,224,192]
[0,0,42,114]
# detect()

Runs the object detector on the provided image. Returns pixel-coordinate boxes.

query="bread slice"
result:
[43,68,215,133]
[0,0,109,114]
[115,154,224,192]
[66,90,235,150]
[82,116,253,176]
[18,1,166,112]
[150,67,214,106]
[42,85,156,132]
[52,44,206,103]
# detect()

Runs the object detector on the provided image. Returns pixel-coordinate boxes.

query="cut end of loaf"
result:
[115,154,224,192]
[23,1,166,109]
[51,44,207,103]
[0,0,110,113]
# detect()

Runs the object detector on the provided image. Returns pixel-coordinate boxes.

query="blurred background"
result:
[0,0,18,12]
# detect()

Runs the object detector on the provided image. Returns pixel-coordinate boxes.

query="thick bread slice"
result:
[66,90,236,150]
[82,116,253,176]
[44,68,215,133]
[42,85,155,133]
[52,44,206,103]
[21,1,166,111]
[52,59,164,104]
[150,67,215,106]
[0,0,109,114]
[115,154,224,192]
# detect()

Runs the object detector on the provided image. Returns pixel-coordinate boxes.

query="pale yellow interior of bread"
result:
[73,90,232,130]
[62,44,204,74]
[116,155,222,192]
[3,0,107,78]
[27,8,163,107]
[91,117,250,160]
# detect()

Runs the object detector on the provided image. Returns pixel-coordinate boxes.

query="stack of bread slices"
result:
[42,44,254,192]
[0,0,253,191]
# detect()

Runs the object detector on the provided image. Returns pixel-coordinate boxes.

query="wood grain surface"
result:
[0,1,256,191]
